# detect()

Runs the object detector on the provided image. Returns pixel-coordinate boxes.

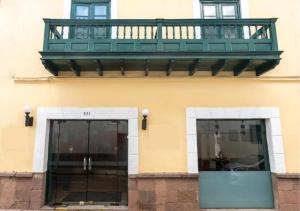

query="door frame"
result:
[32,107,139,176]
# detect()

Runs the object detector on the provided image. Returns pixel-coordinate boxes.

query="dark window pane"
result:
[46,120,60,204]
[89,121,118,162]
[197,120,269,171]
[94,27,107,39]
[47,121,89,204]
[74,27,89,39]
[202,26,220,39]
[88,120,128,204]
[59,121,89,161]
[224,26,238,38]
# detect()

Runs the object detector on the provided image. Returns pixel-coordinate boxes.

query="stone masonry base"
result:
[128,174,199,211]
[0,172,299,210]
[0,173,46,209]
[274,174,300,211]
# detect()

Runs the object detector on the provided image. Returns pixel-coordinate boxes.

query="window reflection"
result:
[203,5,217,18]
[222,5,236,17]
[76,6,89,17]
[197,120,269,171]
[95,6,107,16]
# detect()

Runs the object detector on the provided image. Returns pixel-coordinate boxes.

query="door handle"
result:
[88,157,92,171]
[83,157,87,171]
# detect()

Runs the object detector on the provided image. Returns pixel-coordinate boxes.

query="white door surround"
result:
[32,107,139,175]
[186,107,286,174]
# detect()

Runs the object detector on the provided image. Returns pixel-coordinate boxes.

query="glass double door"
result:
[201,1,242,39]
[71,2,110,39]
[47,120,128,206]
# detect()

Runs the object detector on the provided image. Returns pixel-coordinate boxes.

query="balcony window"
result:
[201,0,241,39]
[71,0,110,39]
[201,0,240,19]
[71,0,110,19]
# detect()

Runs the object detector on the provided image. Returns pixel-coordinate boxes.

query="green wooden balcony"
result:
[40,18,282,76]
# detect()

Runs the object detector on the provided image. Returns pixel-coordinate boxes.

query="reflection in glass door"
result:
[87,121,128,204]
[46,120,128,206]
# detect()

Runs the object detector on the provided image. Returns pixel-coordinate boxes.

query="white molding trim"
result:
[192,0,201,38]
[33,107,139,175]
[192,0,201,19]
[186,107,286,174]
[63,0,72,19]
[111,0,118,19]
[111,0,118,38]
[240,0,249,18]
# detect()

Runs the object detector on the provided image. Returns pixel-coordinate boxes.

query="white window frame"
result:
[186,107,286,174]
[32,107,139,175]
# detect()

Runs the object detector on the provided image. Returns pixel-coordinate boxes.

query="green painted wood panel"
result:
[41,18,282,76]
[44,19,278,53]
[43,18,279,54]
[199,171,274,209]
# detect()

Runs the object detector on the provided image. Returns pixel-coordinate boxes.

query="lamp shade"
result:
[142,109,149,116]
[24,105,32,113]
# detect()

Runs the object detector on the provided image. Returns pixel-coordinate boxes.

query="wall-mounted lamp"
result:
[142,109,149,130]
[24,105,33,127]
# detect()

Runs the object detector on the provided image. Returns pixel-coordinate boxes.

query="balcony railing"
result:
[40,18,282,76]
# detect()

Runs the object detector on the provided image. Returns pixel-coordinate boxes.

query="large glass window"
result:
[197,120,274,209]
[197,120,270,171]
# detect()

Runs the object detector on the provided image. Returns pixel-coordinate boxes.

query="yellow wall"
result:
[0,0,299,173]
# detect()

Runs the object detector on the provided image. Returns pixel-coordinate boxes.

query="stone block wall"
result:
[128,174,199,211]
[0,172,299,211]
[276,174,300,211]
[0,173,46,210]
